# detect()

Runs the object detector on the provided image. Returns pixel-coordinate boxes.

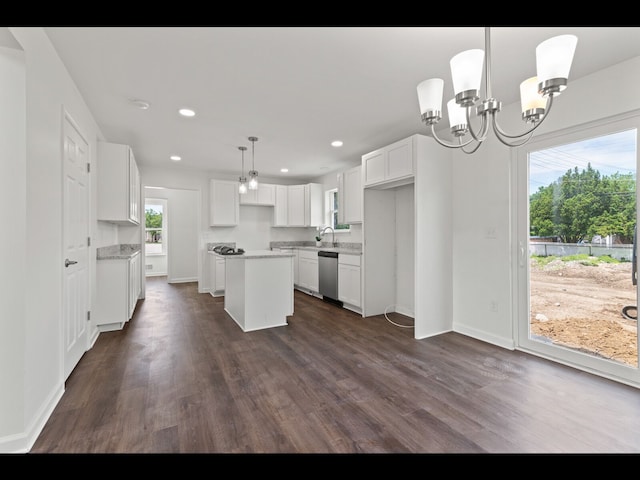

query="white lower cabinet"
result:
[208,252,225,296]
[338,254,361,309]
[215,257,226,292]
[297,249,319,293]
[96,252,141,331]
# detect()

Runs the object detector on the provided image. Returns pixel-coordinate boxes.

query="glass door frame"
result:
[512,111,640,388]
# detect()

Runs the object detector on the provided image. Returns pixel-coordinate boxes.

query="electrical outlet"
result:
[490,300,498,312]
[146,264,153,270]
[486,227,497,239]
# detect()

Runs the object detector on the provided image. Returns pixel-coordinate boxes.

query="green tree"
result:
[145,208,162,228]
[530,164,636,244]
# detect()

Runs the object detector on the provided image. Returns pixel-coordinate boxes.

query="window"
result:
[145,199,166,255]
[325,188,350,231]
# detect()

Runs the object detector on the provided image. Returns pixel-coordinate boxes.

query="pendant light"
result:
[238,146,248,195]
[248,136,259,190]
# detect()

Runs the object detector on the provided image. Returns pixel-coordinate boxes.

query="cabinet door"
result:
[208,254,217,295]
[287,185,306,226]
[215,258,226,291]
[128,149,140,224]
[274,185,288,226]
[128,254,140,319]
[339,263,361,307]
[385,137,414,181]
[343,165,362,224]
[239,188,258,205]
[257,183,275,205]
[293,250,299,286]
[362,148,385,186]
[210,179,239,226]
[298,256,319,292]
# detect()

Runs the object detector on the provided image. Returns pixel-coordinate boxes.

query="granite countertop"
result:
[214,249,295,260]
[97,244,141,260]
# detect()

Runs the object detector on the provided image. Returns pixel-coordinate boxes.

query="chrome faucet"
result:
[320,226,336,247]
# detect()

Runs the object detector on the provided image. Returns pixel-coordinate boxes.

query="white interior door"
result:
[63,113,90,380]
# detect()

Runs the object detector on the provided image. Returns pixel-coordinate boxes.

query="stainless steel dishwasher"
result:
[318,251,342,306]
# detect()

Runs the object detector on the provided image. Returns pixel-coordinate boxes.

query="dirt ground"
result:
[530,257,638,366]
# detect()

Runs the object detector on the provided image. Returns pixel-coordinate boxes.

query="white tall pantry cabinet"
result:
[361,134,452,339]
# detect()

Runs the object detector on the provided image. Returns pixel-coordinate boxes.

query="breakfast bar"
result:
[219,249,294,332]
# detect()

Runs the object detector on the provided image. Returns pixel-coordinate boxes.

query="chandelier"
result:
[238,146,248,195]
[248,136,259,190]
[416,27,578,153]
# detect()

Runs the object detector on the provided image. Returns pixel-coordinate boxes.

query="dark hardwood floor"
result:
[30,276,640,454]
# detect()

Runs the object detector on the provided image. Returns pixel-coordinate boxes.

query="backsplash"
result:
[270,240,362,252]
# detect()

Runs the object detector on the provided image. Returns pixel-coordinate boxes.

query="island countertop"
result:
[212,249,294,260]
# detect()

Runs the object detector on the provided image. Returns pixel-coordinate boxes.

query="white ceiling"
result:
[44,26,640,183]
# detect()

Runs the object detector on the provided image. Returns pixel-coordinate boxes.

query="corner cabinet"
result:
[337,164,363,224]
[97,142,141,225]
[362,135,414,189]
[209,179,239,226]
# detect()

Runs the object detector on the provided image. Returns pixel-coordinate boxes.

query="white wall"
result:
[395,184,414,317]
[0,44,26,444]
[2,27,105,453]
[452,56,640,349]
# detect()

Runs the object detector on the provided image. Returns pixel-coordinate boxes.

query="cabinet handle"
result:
[65,259,78,268]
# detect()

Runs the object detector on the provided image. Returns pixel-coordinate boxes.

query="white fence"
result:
[529,242,634,261]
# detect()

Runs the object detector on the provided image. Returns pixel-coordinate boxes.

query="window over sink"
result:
[325,188,350,232]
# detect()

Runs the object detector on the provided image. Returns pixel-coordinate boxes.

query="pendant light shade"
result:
[248,136,259,190]
[238,146,248,195]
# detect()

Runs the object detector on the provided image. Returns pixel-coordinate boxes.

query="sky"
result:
[529,129,637,192]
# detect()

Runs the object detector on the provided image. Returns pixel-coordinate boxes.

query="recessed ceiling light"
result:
[331,140,343,147]
[178,108,195,117]
[280,168,289,173]
[170,155,181,161]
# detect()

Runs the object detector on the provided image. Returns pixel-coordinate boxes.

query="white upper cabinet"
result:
[273,185,288,226]
[209,179,239,226]
[287,185,307,226]
[362,135,415,188]
[239,183,276,206]
[97,142,141,225]
[274,183,323,227]
[338,164,363,224]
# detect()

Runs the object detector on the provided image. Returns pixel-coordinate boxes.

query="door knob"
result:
[65,259,78,267]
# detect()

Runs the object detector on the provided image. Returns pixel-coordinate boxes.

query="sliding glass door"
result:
[515,113,640,386]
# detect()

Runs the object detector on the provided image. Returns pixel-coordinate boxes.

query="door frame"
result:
[61,108,91,380]
[512,110,640,389]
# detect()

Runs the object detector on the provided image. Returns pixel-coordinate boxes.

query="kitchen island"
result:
[217,249,294,332]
